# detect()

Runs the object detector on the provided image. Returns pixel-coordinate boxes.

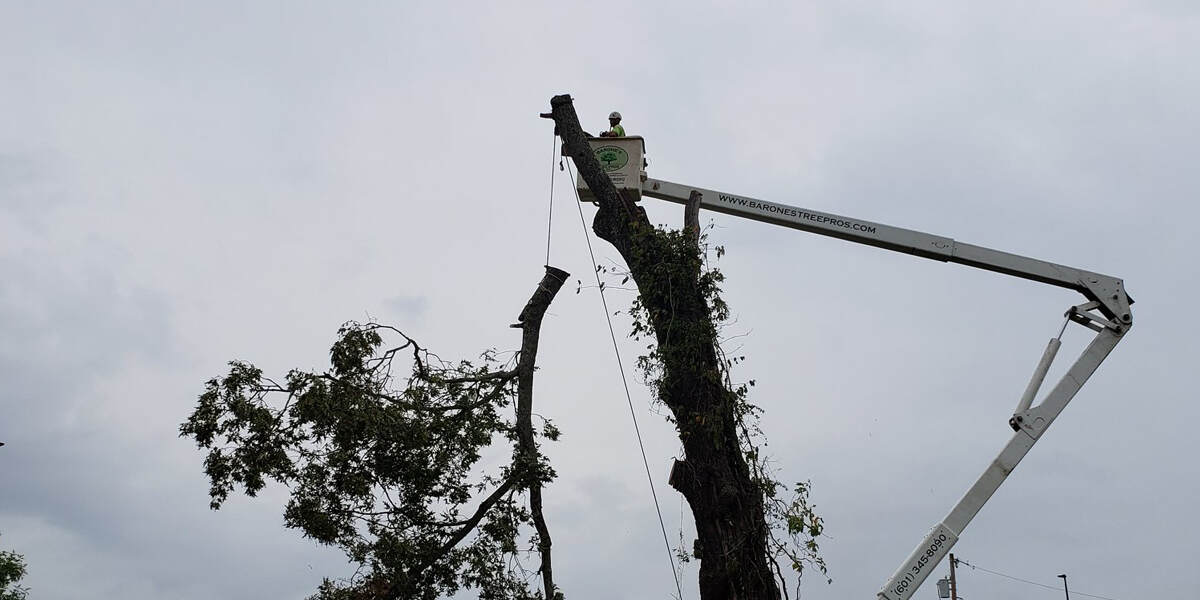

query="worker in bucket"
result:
[599,111,625,137]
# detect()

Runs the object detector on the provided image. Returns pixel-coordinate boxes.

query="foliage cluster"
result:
[0,534,28,600]
[180,324,559,600]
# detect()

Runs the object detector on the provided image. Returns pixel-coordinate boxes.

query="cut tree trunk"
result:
[547,95,780,600]
[515,265,570,599]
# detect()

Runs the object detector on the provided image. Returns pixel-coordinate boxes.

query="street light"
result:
[1058,574,1070,600]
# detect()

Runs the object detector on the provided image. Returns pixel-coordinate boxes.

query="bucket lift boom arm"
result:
[638,177,1133,600]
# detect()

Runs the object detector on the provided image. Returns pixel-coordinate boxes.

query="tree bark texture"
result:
[548,95,779,600]
[685,190,703,245]
[515,265,570,599]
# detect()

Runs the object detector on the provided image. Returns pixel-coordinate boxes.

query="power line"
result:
[956,558,1121,600]
[564,159,685,600]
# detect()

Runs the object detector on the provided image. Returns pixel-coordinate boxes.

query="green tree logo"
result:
[593,146,629,172]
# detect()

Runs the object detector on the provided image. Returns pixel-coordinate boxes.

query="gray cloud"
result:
[384,294,429,320]
[1,2,1195,599]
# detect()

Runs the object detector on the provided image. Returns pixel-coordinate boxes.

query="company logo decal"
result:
[594,146,629,172]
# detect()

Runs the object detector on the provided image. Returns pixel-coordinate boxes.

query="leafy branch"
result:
[181,267,569,600]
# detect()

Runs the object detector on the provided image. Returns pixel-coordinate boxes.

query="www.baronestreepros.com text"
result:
[716,193,878,234]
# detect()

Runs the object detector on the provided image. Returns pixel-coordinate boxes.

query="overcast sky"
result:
[2,2,1197,599]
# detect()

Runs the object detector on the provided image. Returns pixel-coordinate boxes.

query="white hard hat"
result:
[609,111,622,120]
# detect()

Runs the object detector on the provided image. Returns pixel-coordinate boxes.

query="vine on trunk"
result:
[628,226,830,597]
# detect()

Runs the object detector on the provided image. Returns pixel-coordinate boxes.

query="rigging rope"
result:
[562,157,686,600]
[545,130,557,266]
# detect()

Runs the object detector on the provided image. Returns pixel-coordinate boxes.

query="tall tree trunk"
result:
[547,95,780,600]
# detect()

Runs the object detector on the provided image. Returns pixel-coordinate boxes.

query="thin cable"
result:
[566,160,685,600]
[1056,313,1071,339]
[545,132,558,266]
[957,558,1121,600]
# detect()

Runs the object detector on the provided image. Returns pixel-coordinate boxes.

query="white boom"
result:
[639,177,1133,600]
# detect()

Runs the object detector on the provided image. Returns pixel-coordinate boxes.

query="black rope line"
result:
[564,160,685,600]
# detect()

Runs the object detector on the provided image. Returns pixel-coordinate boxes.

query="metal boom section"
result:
[639,177,1133,600]
[642,178,1131,323]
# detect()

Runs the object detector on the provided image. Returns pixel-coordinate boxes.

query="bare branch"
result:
[424,369,520,386]
[414,473,519,576]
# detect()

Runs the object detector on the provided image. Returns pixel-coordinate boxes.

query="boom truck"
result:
[575,137,1133,600]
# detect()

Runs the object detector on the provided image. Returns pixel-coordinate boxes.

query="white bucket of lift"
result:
[574,136,646,203]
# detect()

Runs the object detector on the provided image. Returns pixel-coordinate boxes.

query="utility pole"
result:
[1058,573,1071,600]
[949,554,958,600]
